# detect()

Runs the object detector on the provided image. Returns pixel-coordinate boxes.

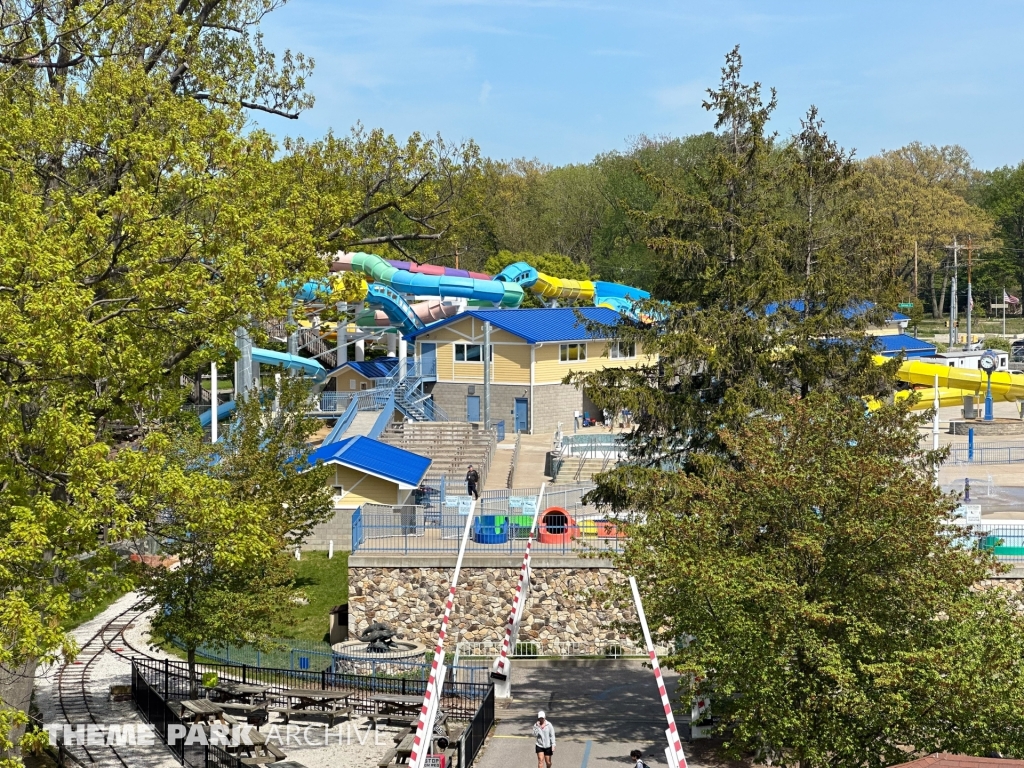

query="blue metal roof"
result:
[406,307,623,344]
[764,300,908,323]
[328,357,414,379]
[307,435,431,487]
[872,333,937,358]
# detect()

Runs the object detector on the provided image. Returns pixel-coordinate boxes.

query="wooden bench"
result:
[221,702,261,713]
[240,758,276,766]
[377,747,400,768]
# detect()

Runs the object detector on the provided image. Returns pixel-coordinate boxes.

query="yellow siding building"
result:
[407,308,655,434]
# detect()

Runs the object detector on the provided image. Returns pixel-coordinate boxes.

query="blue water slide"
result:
[592,281,650,301]
[365,284,426,335]
[292,280,333,302]
[199,399,236,427]
[197,348,325,430]
[251,348,327,380]
[496,262,540,288]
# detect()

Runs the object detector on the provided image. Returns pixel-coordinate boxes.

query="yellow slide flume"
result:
[531,273,596,301]
[869,355,1024,411]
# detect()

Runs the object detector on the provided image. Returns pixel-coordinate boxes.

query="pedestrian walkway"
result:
[472,660,728,768]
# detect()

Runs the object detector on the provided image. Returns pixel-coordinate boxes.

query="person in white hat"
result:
[533,710,555,768]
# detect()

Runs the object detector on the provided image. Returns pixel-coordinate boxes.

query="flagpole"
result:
[1004,286,1007,337]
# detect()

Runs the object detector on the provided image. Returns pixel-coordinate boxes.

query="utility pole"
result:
[948,237,959,349]
[913,240,918,299]
[966,236,973,350]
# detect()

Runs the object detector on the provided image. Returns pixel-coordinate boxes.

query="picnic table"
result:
[193,714,287,764]
[269,689,354,727]
[179,699,230,724]
[211,681,271,704]
[368,694,428,730]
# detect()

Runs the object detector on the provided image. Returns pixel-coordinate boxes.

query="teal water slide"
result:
[198,349,325,428]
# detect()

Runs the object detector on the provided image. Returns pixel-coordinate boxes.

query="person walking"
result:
[466,464,480,499]
[533,711,555,768]
[629,750,650,768]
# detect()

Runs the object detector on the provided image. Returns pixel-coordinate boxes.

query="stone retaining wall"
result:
[348,563,632,646]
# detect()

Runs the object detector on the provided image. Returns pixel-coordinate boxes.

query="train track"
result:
[54,598,162,767]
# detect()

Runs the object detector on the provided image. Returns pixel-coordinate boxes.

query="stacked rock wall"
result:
[348,564,633,647]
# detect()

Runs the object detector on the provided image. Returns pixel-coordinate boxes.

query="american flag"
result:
[1005,289,1020,305]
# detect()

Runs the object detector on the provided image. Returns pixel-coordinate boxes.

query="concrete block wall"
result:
[531,384,583,434]
[304,508,355,551]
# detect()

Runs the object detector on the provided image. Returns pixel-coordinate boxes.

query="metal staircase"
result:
[380,362,448,422]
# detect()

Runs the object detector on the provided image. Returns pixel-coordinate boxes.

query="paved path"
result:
[472,660,724,768]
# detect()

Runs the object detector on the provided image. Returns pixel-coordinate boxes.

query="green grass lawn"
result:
[286,550,349,643]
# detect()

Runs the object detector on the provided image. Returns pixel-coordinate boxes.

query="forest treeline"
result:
[339,124,1024,319]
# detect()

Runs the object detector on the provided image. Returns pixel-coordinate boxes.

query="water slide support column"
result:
[337,304,348,365]
[211,362,218,444]
[355,338,365,362]
[933,375,940,484]
[398,332,408,382]
[387,331,397,356]
[234,327,253,397]
[483,321,491,430]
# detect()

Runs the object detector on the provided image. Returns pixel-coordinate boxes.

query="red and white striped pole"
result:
[408,500,478,768]
[492,483,546,682]
[629,576,688,768]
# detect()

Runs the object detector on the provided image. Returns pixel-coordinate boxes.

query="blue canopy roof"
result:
[329,357,414,379]
[307,435,431,488]
[405,307,623,344]
[872,333,937,358]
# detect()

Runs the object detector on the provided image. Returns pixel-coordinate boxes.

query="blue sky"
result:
[259,0,1024,170]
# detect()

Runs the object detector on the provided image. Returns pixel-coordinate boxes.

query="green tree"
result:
[619,395,1024,767]
[284,125,484,264]
[858,145,994,318]
[973,162,1024,301]
[143,376,333,693]
[0,0,323,744]
[572,47,894,467]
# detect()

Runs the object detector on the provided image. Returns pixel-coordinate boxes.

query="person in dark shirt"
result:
[466,465,480,499]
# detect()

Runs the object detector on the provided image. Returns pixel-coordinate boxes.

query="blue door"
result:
[467,396,481,422]
[420,343,437,379]
[514,398,528,433]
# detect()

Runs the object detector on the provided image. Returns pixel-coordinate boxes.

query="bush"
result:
[514,641,538,657]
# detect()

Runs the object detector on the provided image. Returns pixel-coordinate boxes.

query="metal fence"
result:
[133,657,494,732]
[947,440,1024,465]
[455,637,665,659]
[132,662,244,768]
[353,508,626,556]
[956,522,1024,562]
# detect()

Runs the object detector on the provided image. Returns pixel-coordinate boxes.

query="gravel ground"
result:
[35,592,397,768]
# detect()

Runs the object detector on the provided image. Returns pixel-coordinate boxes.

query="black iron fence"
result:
[131,657,495,768]
[132,661,244,768]
[458,685,494,768]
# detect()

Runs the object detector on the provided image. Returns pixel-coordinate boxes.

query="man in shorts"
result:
[533,710,555,768]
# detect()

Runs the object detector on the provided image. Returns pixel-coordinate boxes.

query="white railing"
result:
[454,637,670,659]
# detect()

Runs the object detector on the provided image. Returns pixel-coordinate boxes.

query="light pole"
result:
[980,350,998,422]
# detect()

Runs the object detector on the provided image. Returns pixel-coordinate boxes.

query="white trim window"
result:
[559,343,587,362]
[454,343,493,362]
[609,340,636,359]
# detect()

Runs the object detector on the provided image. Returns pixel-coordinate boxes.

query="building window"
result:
[455,343,492,362]
[349,378,357,390]
[609,341,636,359]
[560,343,587,362]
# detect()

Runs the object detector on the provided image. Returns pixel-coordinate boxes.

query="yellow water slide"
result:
[531,273,596,302]
[870,355,1024,411]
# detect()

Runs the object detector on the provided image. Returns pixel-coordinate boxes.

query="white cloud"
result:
[479,81,493,105]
